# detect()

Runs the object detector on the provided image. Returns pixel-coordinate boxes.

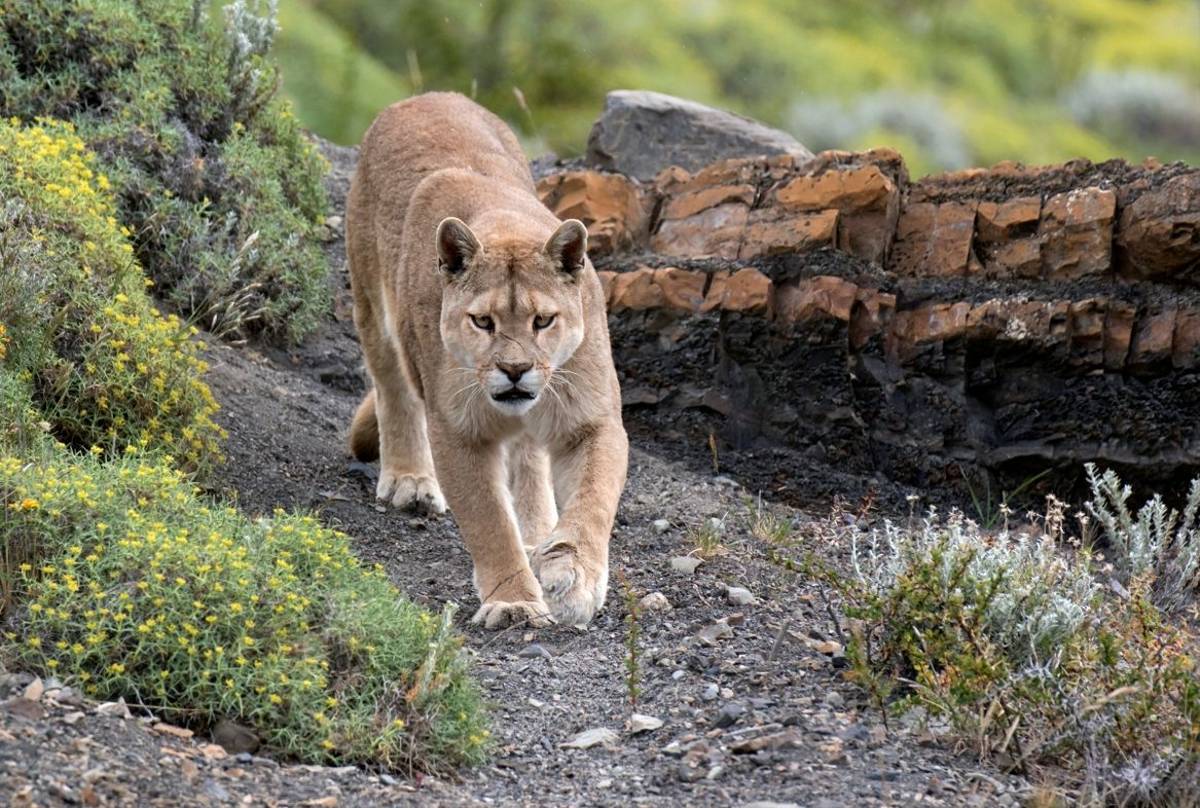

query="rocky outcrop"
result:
[539,147,1200,494]
[584,90,812,182]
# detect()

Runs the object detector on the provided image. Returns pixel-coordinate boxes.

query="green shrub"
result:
[0,0,329,341]
[1,445,489,772]
[809,491,1200,805]
[0,117,224,469]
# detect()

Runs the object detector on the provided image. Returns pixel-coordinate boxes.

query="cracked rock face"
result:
[541,141,1200,496]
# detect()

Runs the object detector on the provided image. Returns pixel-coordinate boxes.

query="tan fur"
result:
[346,92,628,628]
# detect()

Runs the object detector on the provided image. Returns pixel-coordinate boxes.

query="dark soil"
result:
[1,141,1031,807]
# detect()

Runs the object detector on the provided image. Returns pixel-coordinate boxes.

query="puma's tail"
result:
[349,389,380,462]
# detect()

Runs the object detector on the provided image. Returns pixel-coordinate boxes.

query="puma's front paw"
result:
[376,469,447,514]
[530,536,608,627]
[471,598,555,630]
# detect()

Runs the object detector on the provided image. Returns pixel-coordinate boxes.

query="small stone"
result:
[725,586,756,606]
[561,727,619,749]
[670,556,703,575]
[824,691,845,709]
[697,619,733,646]
[739,803,802,808]
[213,718,260,755]
[638,591,672,612]
[235,752,253,764]
[62,711,86,725]
[2,697,45,721]
[251,756,279,768]
[518,643,552,660]
[379,774,398,787]
[629,714,664,734]
[203,781,232,802]
[714,702,745,729]
[807,639,844,656]
[672,670,686,680]
[652,519,671,533]
[719,687,734,700]
[94,699,131,719]
[153,722,194,739]
[22,678,44,702]
[701,684,719,702]
[819,737,848,765]
[198,744,227,760]
[300,798,338,808]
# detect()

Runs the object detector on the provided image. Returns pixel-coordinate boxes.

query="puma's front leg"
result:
[531,416,629,626]
[428,419,552,629]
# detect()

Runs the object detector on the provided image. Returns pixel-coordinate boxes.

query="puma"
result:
[346,92,628,628]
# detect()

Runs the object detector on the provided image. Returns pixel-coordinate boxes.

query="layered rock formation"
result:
[537,148,1200,495]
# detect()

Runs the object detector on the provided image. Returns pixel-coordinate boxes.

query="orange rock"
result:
[1039,187,1116,279]
[1104,303,1137,369]
[773,165,896,213]
[1116,173,1200,281]
[976,197,1041,242]
[774,276,860,323]
[662,184,756,221]
[537,171,649,255]
[1173,309,1200,368]
[739,210,839,259]
[608,267,662,312]
[1129,309,1177,368]
[653,267,708,312]
[985,239,1042,278]
[1069,298,1106,366]
[848,288,896,348]
[651,202,749,259]
[704,268,772,314]
[889,201,977,277]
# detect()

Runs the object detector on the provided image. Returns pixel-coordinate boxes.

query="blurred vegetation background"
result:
[276,0,1200,177]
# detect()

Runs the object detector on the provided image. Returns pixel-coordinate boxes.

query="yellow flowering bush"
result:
[0,118,223,470]
[1,448,489,772]
[0,0,329,342]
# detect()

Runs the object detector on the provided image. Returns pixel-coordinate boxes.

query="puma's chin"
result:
[489,388,538,416]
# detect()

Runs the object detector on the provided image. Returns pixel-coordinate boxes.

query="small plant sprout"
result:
[689,515,728,559]
[617,570,641,708]
[745,494,794,546]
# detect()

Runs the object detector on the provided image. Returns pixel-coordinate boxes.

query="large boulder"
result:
[585,90,811,182]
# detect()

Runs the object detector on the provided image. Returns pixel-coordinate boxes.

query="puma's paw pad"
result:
[376,470,447,514]
[530,539,607,627]
[470,598,555,630]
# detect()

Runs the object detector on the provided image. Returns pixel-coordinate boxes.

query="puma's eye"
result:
[533,314,556,331]
[470,314,494,332]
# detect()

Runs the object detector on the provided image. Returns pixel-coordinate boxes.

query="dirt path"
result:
[1,143,1030,807]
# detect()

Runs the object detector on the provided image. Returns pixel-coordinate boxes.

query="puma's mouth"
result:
[492,387,536,403]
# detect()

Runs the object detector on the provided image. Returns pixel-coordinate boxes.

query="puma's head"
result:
[436,216,588,417]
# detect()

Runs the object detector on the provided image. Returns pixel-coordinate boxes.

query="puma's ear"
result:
[544,219,588,277]
[436,217,481,278]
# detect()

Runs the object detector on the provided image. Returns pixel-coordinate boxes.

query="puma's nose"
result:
[497,361,532,383]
